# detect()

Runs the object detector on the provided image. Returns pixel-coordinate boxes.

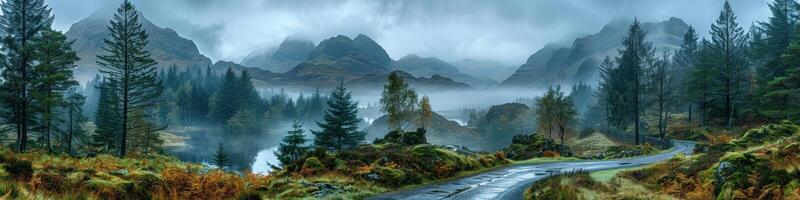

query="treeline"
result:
[586,0,800,144]
[0,0,86,155]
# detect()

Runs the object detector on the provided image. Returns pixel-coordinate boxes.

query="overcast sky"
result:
[45,0,770,66]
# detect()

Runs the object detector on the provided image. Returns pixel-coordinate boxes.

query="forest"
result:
[0,0,798,200]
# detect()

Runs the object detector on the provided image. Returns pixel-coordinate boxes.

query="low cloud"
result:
[47,0,770,65]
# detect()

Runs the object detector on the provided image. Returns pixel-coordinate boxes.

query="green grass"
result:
[588,165,650,183]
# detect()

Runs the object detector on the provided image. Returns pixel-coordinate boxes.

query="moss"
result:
[129,170,166,199]
[84,178,133,199]
[732,121,800,147]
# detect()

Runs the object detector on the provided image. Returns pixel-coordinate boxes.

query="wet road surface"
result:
[369,141,695,200]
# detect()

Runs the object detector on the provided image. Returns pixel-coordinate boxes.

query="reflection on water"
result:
[165,126,281,173]
[252,146,280,174]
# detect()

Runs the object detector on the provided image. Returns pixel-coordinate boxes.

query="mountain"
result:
[281,35,392,85]
[211,61,281,86]
[352,34,392,66]
[66,10,212,82]
[393,54,497,88]
[501,17,689,87]
[349,70,472,91]
[475,103,535,150]
[240,37,315,73]
[452,59,517,82]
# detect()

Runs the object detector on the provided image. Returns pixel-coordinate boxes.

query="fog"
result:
[45,0,770,65]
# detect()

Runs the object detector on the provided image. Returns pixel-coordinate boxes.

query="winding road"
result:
[369,141,695,200]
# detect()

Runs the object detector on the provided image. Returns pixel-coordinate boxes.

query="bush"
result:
[30,171,66,193]
[504,134,572,160]
[301,157,325,176]
[732,120,800,147]
[4,158,32,181]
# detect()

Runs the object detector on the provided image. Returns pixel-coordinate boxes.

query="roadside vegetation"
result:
[524,121,800,200]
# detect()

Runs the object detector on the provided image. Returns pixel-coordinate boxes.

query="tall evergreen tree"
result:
[30,29,79,152]
[616,19,655,145]
[673,26,700,121]
[92,80,120,152]
[756,0,800,83]
[708,1,750,128]
[97,0,163,157]
[760,42,800,120]
[689,40,715,127]
[209,68,239,123]
[275,121,308,166]
[312,83,365,151]
[380,72,418,131]
[0,0,54,152]
[63,87,87,156]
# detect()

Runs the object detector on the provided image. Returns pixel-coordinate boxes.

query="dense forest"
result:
[0,0,799,199]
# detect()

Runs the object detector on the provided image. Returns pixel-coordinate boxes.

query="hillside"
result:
[66,10,212,81]
[502,17,689,87]
[240,37,316,73]
[393,55,498,88]
[365,111,484,150]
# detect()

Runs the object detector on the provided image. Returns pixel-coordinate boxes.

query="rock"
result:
[367,173,379,181]
[714,161,734,195]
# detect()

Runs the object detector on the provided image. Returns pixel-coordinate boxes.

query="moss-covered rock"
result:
[732,121,800,147]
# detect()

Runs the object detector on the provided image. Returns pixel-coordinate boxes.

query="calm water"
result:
[165,126,282,174]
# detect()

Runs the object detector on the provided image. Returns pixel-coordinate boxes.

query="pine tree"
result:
[312,83,365,151]
[209,68,239,123]
[673,26,700,121]
[595,56,616,131]
[97,0,163,157]
[63,87,87,156]
[616,19,655,145]
[380,72,419,131]
[213,143,231,171]
[276,121,308,166]
[30,29,80,152]
[689,40,715,127]
[756,0,800,82]
[708,1,750,129]
[0,0,54,152]
[760,42,800,120]
[92,80,120,152]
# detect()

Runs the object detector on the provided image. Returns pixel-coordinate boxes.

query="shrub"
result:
[732,121,800,147]
[30,171,66,193]
[542,151,560,158]
[4,158,32,181]
[301,157,325,176]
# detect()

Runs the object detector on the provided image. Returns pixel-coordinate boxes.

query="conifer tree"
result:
[616,19,655,145]
[63,87,87,156]
[0,0,54,152]
[276,121,308,166]
[97,0,163,157]
[760,42,800,120]
[30,29,80,152]
[756,0,800,82]
[213,143,231,171]
[93,80,120,152]
[689,40,715,127]
[673,26,700,121]
[708,1,750,129]
[380,72,419,131]
[312,83,365,151]
[209,68,239,123]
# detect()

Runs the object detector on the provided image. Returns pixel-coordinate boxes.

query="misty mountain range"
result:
[65,10,690,90]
